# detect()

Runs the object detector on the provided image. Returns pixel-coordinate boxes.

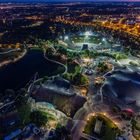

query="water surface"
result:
[0,49,64,92]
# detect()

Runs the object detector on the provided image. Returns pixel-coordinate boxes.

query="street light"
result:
[102,38,106,42]
[64,35,69,40]
[84,31,92,37]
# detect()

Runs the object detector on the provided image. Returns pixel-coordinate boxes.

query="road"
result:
[28,44,137,140]
[71,55,137,140]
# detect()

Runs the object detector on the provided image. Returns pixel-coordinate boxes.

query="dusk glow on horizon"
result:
[1,0,140,2]
[0,0,140,139]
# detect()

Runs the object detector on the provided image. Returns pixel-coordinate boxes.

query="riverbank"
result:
[0,49,27,69]
[44,50,67,75]
[0,49,65,92]
[27,49,67,92]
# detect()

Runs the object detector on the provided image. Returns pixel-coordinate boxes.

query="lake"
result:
[0,49,65,92]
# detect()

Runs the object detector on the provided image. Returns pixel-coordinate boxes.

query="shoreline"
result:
[27,49,67,93]
[0,49,27,69]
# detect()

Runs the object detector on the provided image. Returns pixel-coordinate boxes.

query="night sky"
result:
[1,0,140,2]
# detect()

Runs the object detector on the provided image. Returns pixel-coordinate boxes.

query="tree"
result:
[98,62,108,72]
[42,76,49,83]
[30,110,48,127]
[57,46,67,55]
[84,49,91,57]
[47,124,71,140]
[46,47,55,57]
[74,65,81,74]
[18,102,31,125]
[63,73,72,81]
[72,73,88,86]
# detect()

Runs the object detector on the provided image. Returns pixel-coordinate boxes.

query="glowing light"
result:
[114,122,119,126]
[92,113,95,116]
[87,118,89,121]
[102,38,106,42]
[84,31,93,37]
[103,112,107,116]
[64,36,69,40]
[83,57,91,63]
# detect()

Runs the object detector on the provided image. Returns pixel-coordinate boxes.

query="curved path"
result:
[100,64,115,102]
[0,49,27,68]
[27,44,136,140]
[44,49,67,75]
[27,48,67,94]
[0,48,20,55]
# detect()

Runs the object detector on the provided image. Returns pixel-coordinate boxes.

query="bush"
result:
[18,103,31,125]
[30,110,48,127]
[42,76,49,83]
[129,61,138,66]
[115,53,127,60]
[72,73,89,86]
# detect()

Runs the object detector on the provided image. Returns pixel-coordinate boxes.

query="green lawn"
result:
[84,114,121,140]
[41,111,56,121]
[71,36,102,44]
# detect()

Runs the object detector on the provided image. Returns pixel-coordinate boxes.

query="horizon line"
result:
[1,0,140,3]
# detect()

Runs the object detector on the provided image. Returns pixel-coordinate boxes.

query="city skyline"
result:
[1,0,140,2]
[0,1,140,140]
